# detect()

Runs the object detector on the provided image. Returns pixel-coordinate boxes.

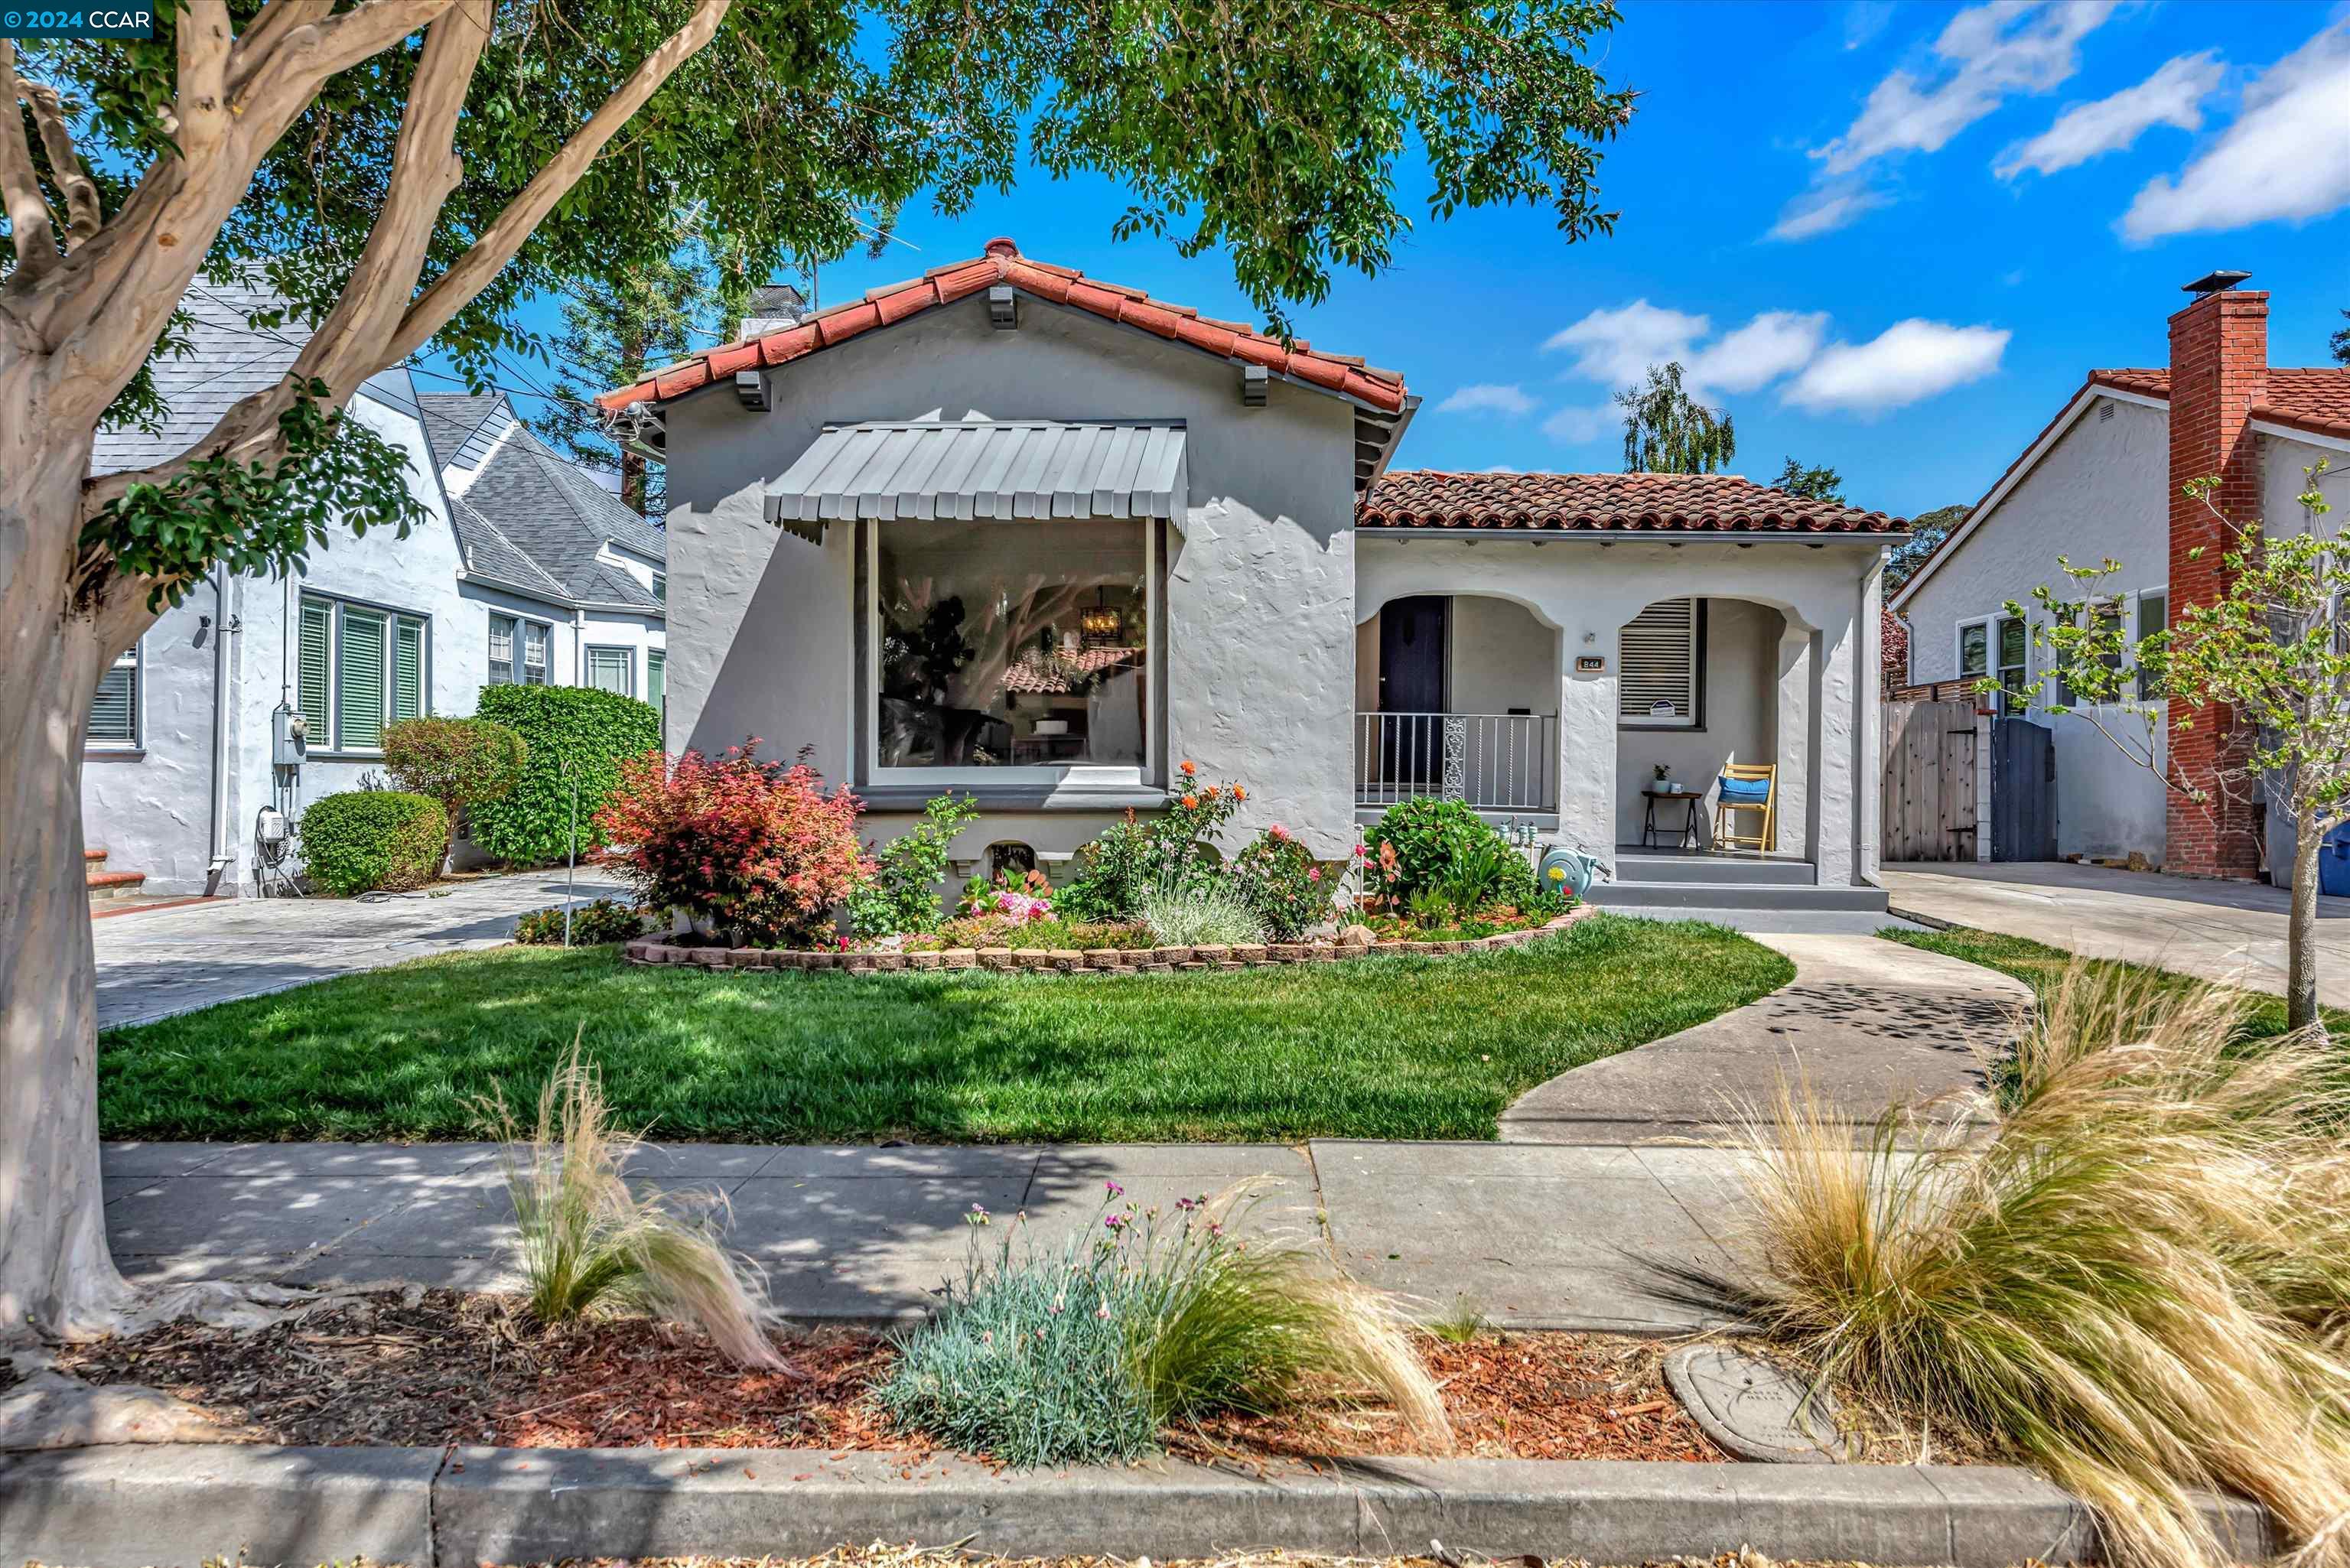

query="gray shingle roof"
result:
[418,392,664,612]
[90,278,307,477]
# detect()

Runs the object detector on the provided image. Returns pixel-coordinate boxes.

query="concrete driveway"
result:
[1883,860,2350,1007]
[93,871,631,1030]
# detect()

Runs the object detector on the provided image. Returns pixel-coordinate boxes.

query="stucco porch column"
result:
[1772,622,1814,862]
[1811,604,1861,886]
[1557,625,1616,867]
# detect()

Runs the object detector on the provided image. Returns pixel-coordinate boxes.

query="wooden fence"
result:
[1881,698,1981,862]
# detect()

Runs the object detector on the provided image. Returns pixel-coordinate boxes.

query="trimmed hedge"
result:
[464,685,660,866]
[298,791,448,896]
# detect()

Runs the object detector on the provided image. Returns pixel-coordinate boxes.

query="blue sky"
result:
[487,0,2350,521]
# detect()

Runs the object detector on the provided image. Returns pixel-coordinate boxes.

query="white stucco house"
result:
[1889,271,2349,885]
[600,239,1905,912]
[81,282,667,901]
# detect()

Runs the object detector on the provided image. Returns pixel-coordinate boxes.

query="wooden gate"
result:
[1880,698,1979,862]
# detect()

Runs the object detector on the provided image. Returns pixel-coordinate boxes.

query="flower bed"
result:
[624,906,1591,974]
[39,1287,1723,1464]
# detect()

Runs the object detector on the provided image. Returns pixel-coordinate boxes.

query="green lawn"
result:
[1883,924,2350,1049]
[98,914,1792,1143]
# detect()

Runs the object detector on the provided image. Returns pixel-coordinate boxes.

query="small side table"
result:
[1641,787,1704,851]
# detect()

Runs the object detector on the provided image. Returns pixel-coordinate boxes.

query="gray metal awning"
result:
[763,421,1186,542]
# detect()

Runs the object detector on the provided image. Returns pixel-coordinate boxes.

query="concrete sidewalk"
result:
[103,1138,1762,1333]
[93,870,631,1029]
[1883,859,2350,1007]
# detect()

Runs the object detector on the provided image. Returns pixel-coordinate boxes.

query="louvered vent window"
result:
[88,644,140,748]
[1619,598,1701,728]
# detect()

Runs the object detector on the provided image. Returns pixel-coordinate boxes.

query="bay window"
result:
[868,517,1154,779]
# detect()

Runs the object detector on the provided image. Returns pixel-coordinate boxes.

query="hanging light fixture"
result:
[1079,585,1120,646]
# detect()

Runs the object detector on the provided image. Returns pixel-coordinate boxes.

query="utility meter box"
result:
[272,705,308,766]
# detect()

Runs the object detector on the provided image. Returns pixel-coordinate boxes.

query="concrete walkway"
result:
[92,871,631,1030]
[1883,859,2350,1007]
[1501,932,2026,1142]
[102,1138,1759,1333]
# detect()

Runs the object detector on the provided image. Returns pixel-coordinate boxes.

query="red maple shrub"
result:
[597,743,871,947]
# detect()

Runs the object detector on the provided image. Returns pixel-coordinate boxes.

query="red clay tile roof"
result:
[597,239,1407,415]
[1357,471,1906,534]
[2089,366,2350,441]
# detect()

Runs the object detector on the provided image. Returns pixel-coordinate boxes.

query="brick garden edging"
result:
[623,903,1597,974]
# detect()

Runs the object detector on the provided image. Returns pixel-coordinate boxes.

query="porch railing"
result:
[1355,711,1557,812]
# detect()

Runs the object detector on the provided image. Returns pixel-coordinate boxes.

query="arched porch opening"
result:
[1353,592,1561,814]
[1613,594,1802,856]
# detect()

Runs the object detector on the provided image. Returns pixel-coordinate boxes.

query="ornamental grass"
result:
[1713,961,2350,1568]
[878,1184,1446,1466]
[482,1033,782,1368]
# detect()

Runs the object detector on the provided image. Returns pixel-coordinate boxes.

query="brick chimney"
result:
[2163,273,2267,880]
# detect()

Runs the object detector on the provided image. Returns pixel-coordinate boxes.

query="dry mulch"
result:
[50,1290,1714,1462]
[1173,1333,1721,1463]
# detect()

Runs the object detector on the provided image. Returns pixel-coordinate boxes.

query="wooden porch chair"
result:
[1713,763,1777,857]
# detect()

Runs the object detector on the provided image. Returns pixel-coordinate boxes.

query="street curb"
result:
[1886,903,1964,933]
[0,1443,2275,1568]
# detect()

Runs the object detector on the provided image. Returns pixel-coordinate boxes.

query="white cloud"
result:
[2121,24,2350,241]
[1784,320,2010,414]
[1843,1,1895,51]
[1435,383,1538,417]
[1478,464,1523,474]
[1766,183,1889,242]
[1997,50,2224,178]
[1687,312,1831,393]
[1541,300,1708,388]
[1541,402,1619,445]
[1816,0,2117,174]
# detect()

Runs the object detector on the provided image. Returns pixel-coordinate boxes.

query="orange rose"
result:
[1234,786,1248,801]
[1181,794,1199,808]
[1180,760,1197,776]
[1203,785,1219,799]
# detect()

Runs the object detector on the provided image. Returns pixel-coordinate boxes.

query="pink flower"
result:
[1105,1179,1124,1197]
[1308,867,1323,882]
[1269,823,1291,841]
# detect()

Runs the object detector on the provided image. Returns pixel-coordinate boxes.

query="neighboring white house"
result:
[600,239,1902,912]
[1890,271,2350,884]
[80,283,667,900]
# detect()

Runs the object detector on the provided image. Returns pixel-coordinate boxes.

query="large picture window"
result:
[298,594,427,753]
[870,518,1153,776]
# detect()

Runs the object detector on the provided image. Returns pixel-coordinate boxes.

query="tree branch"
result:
[385,0,737,364]
[21,83,99,251]
[0,42,60,282]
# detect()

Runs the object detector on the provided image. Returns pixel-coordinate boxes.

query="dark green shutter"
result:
[298,599,333,736]
[339,609,387,750]
[89,650,137,745]
[393,616,425,722]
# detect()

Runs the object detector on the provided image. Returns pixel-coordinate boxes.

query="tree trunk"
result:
[2288,818,2322,1034]
[0,589,138,1342]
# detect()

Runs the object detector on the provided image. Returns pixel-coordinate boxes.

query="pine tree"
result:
[535,248,754,516]
[1772,457,1844,502]
[1616,362,1734,474]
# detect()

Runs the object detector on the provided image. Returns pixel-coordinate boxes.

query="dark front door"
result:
[1378,595,1447,788]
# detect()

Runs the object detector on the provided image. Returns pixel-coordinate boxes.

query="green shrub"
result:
[385,715,527,871]
[465,685,660,867]
[1368,798,1541,913]
[516,898,646,945]
[1053,814,1154,923]
[878,1189,1444,1467]
[849,793,980,938]
[1228,825,1330,940]
[298,791,448,896]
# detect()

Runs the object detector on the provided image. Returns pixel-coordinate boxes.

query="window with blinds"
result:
[1619,598,1701,727]
[488,614,516,685]
[647,649,666,714]
[584,646,633,695]
[298,594,428,750]
[88,644,139,747]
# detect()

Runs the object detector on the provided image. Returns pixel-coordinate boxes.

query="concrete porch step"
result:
[1589,880,1888,912]
[87,867,148,901]
[1614,851,1818,886]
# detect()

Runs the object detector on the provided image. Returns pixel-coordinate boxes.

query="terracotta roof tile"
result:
[597,239,1407,414]
[2088,365,2350,439]
[1356,471,1906,534]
